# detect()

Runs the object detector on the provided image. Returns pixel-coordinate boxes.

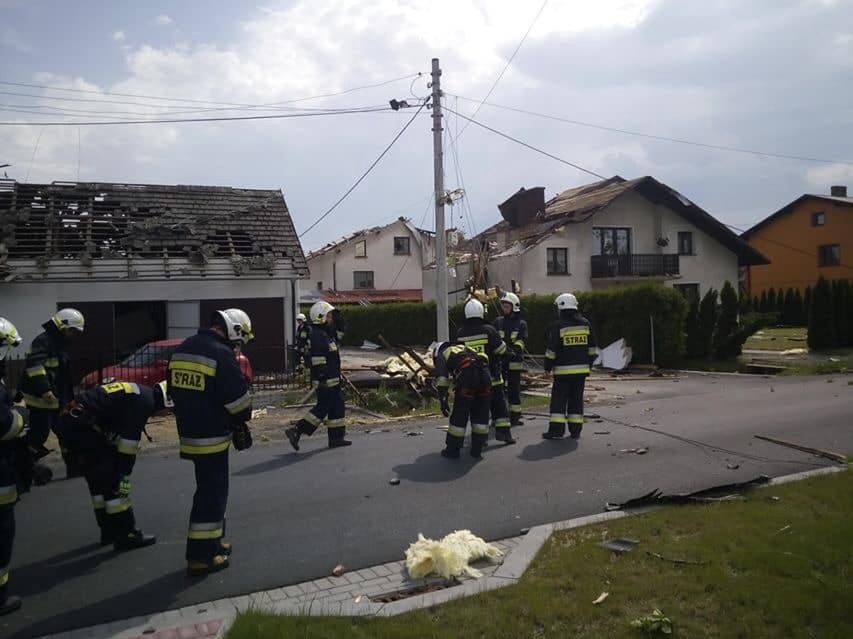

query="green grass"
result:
[744,327,808,352]
[780,358,852,376]
[228,471,853,639]
[357,387,552,418]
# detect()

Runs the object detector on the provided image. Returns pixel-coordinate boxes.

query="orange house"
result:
[742,185,853,295]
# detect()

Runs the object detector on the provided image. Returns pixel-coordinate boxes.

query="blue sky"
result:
[2,0,852,251]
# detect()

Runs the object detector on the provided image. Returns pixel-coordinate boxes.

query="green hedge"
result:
[334,283,688,365]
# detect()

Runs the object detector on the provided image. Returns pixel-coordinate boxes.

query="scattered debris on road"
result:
[332,564,346,577]
[405,530,503,579]
[776,525,792,534]
[389,476,400,485]
[726,462,740,470]
[593,430,611,435]
[600,538,639,554]
[754,435,847,463]
[605,476,771,511]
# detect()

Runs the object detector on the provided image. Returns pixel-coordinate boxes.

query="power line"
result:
[459,0,549,137]
[448,94,853,167]
[0,73,421,110]
[727,223,853,272]
[0,105,398,127]
[448,98,478,236]
[299,99,429,238]
[444,104,606,180]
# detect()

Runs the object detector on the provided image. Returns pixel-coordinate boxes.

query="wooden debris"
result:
[754,435,847,463]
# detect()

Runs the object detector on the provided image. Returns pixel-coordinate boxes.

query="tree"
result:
[695,288,718,359]
[782,288,796,325]
[808,276,837,350]
[759,290,769,313]
[684,299,702,358]
[834,279,851,347]
[803,285,813,320]
[713,281,740,358]
[792,288,804,326]
[776,288,787,316]
[752,295,760,313]
[767,287,777,314]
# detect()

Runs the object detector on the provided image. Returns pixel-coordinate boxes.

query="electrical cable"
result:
[448,93,853,167]
[726,223,853,272]
[298,99,428,238]
[445,105,606,179]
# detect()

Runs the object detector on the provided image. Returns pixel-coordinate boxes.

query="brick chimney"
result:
[830,185,847,197]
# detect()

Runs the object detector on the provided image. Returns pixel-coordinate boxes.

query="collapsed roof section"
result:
[0,180,309,282]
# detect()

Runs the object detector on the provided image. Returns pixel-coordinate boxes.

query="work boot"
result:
[187,554,230,577]
[114,529,157,551]
[328,439,352,448]
[285,426,301,451]
[440,447,460,459]
[510,414,523,427]
[569,425,582,440]
[495,429,516,445]
[542,431,563,440]
[99,528,116,547]
[219,541,233,556]
[0,595,22,616]
[469,447,483,459]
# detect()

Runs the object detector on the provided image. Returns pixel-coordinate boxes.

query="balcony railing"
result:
[591,254,679,278]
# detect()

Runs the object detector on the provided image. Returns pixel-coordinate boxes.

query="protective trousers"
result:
[186,450,229,562]
[81,446,136,542]
[295,384,346,444]
[548,375,586,437]
[446,368,491,454]
[0,451,16,602]
[505,369,523,425]
[27,407,55,449]
[489,382,512,435]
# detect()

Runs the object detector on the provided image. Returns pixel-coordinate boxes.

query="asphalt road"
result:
[5,373,852,638]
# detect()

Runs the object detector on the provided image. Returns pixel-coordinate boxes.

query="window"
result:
[393,236,411,255]
[674,283,700,305]
[546,247,568,275]
[677,231,694,255]
[355,240,367,258]
[316,281,323,290]
[354,270,374,288]
[812,212,825,226]
[818,244,841,267]
[592,227,631,256]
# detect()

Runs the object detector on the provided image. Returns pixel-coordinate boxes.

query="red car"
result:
[81,338,254,388]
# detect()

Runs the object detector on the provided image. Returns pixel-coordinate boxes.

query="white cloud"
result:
[112,30,125,41]
[0,26,31,52]
[154,14,173,26]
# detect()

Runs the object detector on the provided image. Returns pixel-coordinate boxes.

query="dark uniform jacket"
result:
[168,329,252,458]
[19,320,73,410]
[59,382,159,477]
[1,374,25,506]
[456,318,507,384]
[434,344,490,391]
[544,310,599,376]
[306,323,341,387]
[494,314,528,372]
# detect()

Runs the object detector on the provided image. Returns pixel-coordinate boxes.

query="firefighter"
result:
[18,308,84,477]
[54,380,170,551]
[169,308,254,576]
[456,298,515,445]
[294,313,309,375]
[543,293,599,440]
[285,301,350,450]
[433,341,492,459]
[494,292,527,427]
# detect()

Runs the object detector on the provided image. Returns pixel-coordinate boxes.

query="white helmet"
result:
[53,308,85,333]
[555,293,578,310]
[500,292,521,313]
[296,313,307,323]
[216,308,254,344]
[432,341,450,361]
[309,300,335,324]
[156,380,174,409]
[464,298,485,319]
[0,317,22,360]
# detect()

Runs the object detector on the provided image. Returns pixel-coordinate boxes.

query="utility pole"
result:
[431,57,449,342]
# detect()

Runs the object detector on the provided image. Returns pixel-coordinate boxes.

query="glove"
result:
[439,391,450,417]
[232,423,253,451]
[117,475,131,498]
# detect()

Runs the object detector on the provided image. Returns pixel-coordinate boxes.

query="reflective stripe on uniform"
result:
[311,356,327,365]
[25,365,47,377]
[554,365,590,375]
[494,418,511,428]
[303,412,322,426]
[494,342,507,355]
[179,435,232,455]
[1,410,24,440]
[324,378,340,387]
[513,340,525,350]
[491,377,503,386]
[549,414,568,424]
[188,521,224,540]
[224,391,251,415]
[0,484,18,506]
[436,376,450,388]
[559,326,590,335]
[508,362,524,371]
[103,381,140,394]
[44,357,60,368]
[471,423,490,435]
[92,494,105,510]
[588,347,601,356]
[169,353,217,376]
[0,564,8,587]
[447,424,466,438]
[544,350,556,360]
[568,414,584,424]
[116,437,140,455]
[327,418,345,427]
[22,392,59,409]
[509,404,522,412]
[105,497,131,515]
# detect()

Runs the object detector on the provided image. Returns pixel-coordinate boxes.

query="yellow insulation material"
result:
[405,529,504,579]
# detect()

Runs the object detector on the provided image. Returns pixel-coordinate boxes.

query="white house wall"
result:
[307,219,425,291]
[1,278,295,357]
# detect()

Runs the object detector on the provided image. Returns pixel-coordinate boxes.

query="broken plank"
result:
[377,333,422,378]
[754,435,847,464]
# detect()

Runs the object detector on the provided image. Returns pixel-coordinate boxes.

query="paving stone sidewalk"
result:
[39,536,524,639]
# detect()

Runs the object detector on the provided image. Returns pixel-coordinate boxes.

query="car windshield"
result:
[120,344,174,367]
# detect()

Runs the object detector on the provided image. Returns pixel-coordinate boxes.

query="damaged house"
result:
[425,176,768,305]
[0,179,308,375]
